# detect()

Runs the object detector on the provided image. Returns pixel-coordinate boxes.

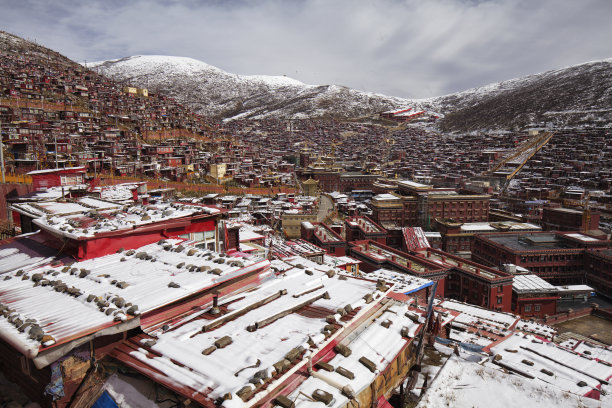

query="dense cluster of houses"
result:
[2,37,612,215]
[0,168,609,407]
[0,31,611,408]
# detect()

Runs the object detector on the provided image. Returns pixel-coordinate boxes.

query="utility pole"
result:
[0,119,5,183]
[54,134,58,169]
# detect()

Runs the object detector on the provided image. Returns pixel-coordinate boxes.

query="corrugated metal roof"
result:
[0,239,269,366]
[109,260,390,406]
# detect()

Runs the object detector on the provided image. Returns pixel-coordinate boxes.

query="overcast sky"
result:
[1,0,611,98]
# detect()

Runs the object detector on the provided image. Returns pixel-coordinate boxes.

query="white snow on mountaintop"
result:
[87,55,308,89]
[85,54,428,121]
[86,54,612,127]
[426,57,612,105]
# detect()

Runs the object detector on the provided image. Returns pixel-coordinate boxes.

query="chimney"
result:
[210,293,220,315]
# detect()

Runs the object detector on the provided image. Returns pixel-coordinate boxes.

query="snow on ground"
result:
[491,332,612,397]
[417,355,602,408]
[102,373,177,408]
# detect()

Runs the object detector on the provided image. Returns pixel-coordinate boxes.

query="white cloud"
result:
[1,0,611,98]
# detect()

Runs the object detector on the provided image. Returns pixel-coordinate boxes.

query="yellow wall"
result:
[210,163,227,180]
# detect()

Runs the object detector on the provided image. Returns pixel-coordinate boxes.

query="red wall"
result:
[489,284,513,313]
[77,218,217,259]
[515,297,558,318]
[32,174,61,191]
[434,277,445,297]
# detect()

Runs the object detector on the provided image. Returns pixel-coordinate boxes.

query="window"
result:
[534,305,541,312]
[497,297,503,304]
[60,174,83,186]
[524,305,531,312]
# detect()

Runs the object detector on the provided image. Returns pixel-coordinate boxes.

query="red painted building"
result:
[301,221,346,256]
[472,232,610,286]
[369,187,490,229]
[541,206,600,232]
[511,273,559,318]
[347,240,447,297]
[299,169,379,193]
[30,203,225,260]
[28,167,87,191]
[344,215,387,244]
[433,219,541,256]
[585,249,612,299]
[413,247,514,312]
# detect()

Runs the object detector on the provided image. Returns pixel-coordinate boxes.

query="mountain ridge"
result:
[86,55,429,122]
[87,54,612,130]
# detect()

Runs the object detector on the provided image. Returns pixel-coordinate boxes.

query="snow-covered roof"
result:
[33,202,221,240]
[512,274,558,293]
[95,182,144,202]
[372,193,400,201]
[27,166,86,175]
[417,355,601,408]
[367,268,433,295]
[0,239,268,367]
[9,184,90,202]
[439,299,520,328]
[397,180,432,189]
[289,300,425,408]
[460,222,496,232]
[490,333,612,397]
[239,229,265,242]
[111,257,400,405]
[0,233,62,275]
[555,284,594,292]
[565,233,600,242]
[514,320,558,340]
[12,197,123,218]
[322,255,361,268]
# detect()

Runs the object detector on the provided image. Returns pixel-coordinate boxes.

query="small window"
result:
[535,305,541,312]
[524,305,531,312]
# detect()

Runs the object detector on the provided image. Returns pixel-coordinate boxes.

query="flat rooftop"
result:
[565,233,600,242]
[397,180,432,190]
[486,234,574,251]
[420,250,502,281]
[314,224,342,242]
[32,202,220,240]
[512,274,558,294]
[372,193,400,201]
[354,242,436,274]
[348,217,383,233]
[12,196,123,218]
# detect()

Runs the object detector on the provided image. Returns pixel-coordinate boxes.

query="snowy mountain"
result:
[88,55,612,130]
[86,56,430,121]
[429,58,612,131]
